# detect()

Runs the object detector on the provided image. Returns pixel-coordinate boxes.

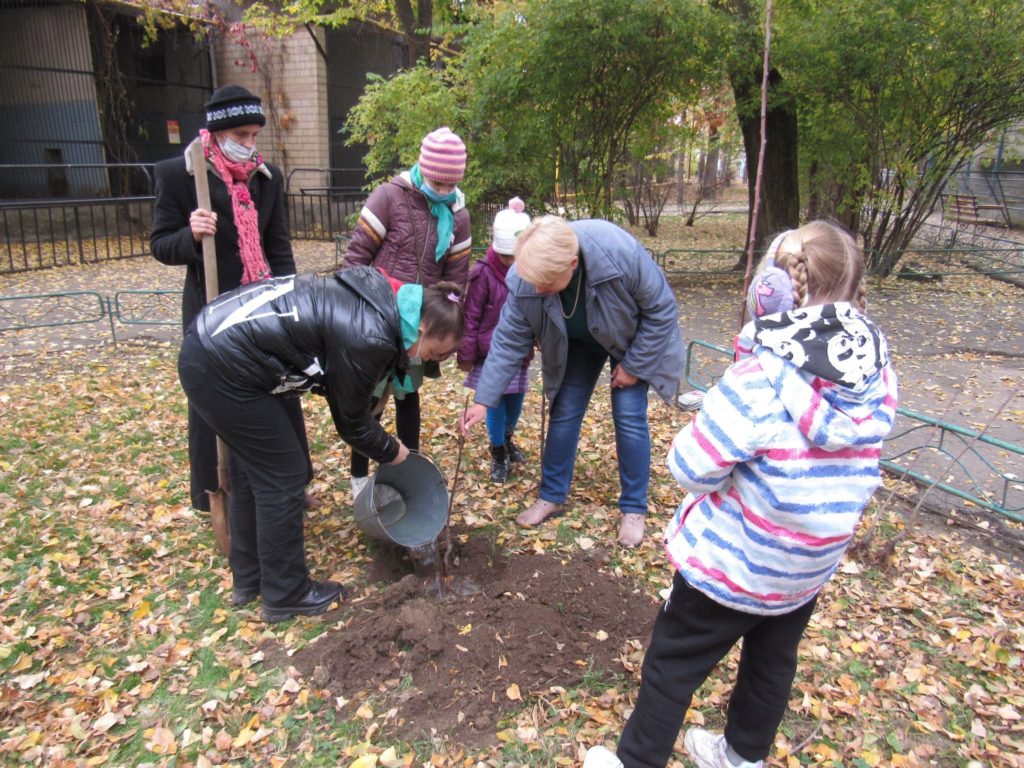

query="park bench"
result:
[942,193,1009,228]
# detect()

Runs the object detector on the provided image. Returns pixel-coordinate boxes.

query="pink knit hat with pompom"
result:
[419,127,467,184]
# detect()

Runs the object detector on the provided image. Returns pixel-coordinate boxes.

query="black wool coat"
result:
[150,144,296,329]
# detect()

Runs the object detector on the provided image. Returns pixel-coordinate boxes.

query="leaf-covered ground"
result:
[1,217,1022,767]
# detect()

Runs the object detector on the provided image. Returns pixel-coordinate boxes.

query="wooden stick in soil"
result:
[188,140,231,557]
[443,390,472,572]
[737,0,775,334]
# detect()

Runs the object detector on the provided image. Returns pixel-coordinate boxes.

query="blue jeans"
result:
[485,392,526,447]
[540,344,650,515]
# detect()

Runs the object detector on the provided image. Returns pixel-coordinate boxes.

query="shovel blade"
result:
[208,489,231,556]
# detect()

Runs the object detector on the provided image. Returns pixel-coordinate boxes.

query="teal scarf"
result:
[390,283,424,396]
[410,163,456,262]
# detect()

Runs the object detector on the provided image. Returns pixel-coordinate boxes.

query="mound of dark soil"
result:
[288,528,658,746]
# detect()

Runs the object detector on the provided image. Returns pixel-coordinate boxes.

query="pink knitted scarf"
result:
[199,129,270,284]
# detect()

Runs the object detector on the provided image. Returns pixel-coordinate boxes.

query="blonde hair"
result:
[772,221,867,311]
[513,215,579,287]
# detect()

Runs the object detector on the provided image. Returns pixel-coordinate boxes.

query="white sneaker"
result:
[677,390,705,411]
[350,475,369,504]
[583,745,623,768]
[684,728,763,768]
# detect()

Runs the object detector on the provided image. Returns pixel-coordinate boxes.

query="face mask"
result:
[420,181,453,204]
[220,137,256,163]
[408,355,424,366]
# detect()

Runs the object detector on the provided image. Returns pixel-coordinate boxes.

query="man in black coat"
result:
[151,85,312,513]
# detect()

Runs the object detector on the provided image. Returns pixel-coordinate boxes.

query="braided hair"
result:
[772,221,866,312]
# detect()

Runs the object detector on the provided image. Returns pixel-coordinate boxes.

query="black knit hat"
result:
[204,85,266,131]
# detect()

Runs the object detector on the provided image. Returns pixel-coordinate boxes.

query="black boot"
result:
[490,445,509,483]
[261,580,345,623]
[505,433,526,464]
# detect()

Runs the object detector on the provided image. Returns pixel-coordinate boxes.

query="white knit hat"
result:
[492,197,531,255]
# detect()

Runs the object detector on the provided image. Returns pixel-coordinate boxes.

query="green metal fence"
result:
[655,245,1024,279]
[3,284,1021,523]
[0,289,180,346]
[681,339,1024,523]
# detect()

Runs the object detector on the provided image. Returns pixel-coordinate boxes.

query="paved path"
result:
[2,239,1022,523]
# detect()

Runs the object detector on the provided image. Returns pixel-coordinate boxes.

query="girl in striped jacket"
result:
[586,221,898,768]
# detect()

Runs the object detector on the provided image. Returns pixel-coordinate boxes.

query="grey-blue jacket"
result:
[475,219,685,407]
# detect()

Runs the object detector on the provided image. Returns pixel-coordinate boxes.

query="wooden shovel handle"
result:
[188,141,220,302]
[188,140,231,557]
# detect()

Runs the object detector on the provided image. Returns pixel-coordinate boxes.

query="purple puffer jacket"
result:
[458,247,534,366]
[344,171,472,289]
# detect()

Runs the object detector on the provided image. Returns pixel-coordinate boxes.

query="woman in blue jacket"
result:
[459,216,684,547]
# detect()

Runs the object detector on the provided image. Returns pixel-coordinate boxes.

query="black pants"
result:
[350,391,420,478]
[178,332,312,604]
[188,393,312,511]
[617,572,818,767]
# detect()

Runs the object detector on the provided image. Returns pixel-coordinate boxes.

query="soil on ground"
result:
[283,527,658,747]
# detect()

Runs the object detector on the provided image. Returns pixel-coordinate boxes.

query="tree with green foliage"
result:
[242,0,467,66]
[462,0,721,219]
[778,0,1024,275]
[343,63,466,184]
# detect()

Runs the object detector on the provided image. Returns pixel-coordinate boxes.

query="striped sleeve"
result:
[345,186,391,267]
[668,359,763,493]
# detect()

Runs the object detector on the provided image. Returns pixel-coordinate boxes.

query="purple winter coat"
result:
[458,247,534,366]
[344,171,472,289]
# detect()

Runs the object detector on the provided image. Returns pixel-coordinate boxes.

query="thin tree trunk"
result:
[714,0,799,254]
[702,124,720,201]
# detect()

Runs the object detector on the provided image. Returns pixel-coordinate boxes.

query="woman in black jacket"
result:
[178,267,463,622]
[150,85,315,513]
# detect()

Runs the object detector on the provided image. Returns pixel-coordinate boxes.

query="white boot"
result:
[582,745,623,768]
[684,728,763,768]
[350,475,369,504]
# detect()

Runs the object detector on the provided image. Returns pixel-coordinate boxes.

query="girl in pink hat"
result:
[343,127,472,502]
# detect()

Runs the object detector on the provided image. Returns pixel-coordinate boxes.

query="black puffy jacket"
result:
[191,267,406,463]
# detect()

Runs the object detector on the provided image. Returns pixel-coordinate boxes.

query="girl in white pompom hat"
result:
[457,197,534,482]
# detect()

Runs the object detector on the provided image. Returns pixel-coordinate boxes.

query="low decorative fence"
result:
[658,244,1024,280]
[3,288,1021,522]
[682,340,1024,523]
[0,289,180,345]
